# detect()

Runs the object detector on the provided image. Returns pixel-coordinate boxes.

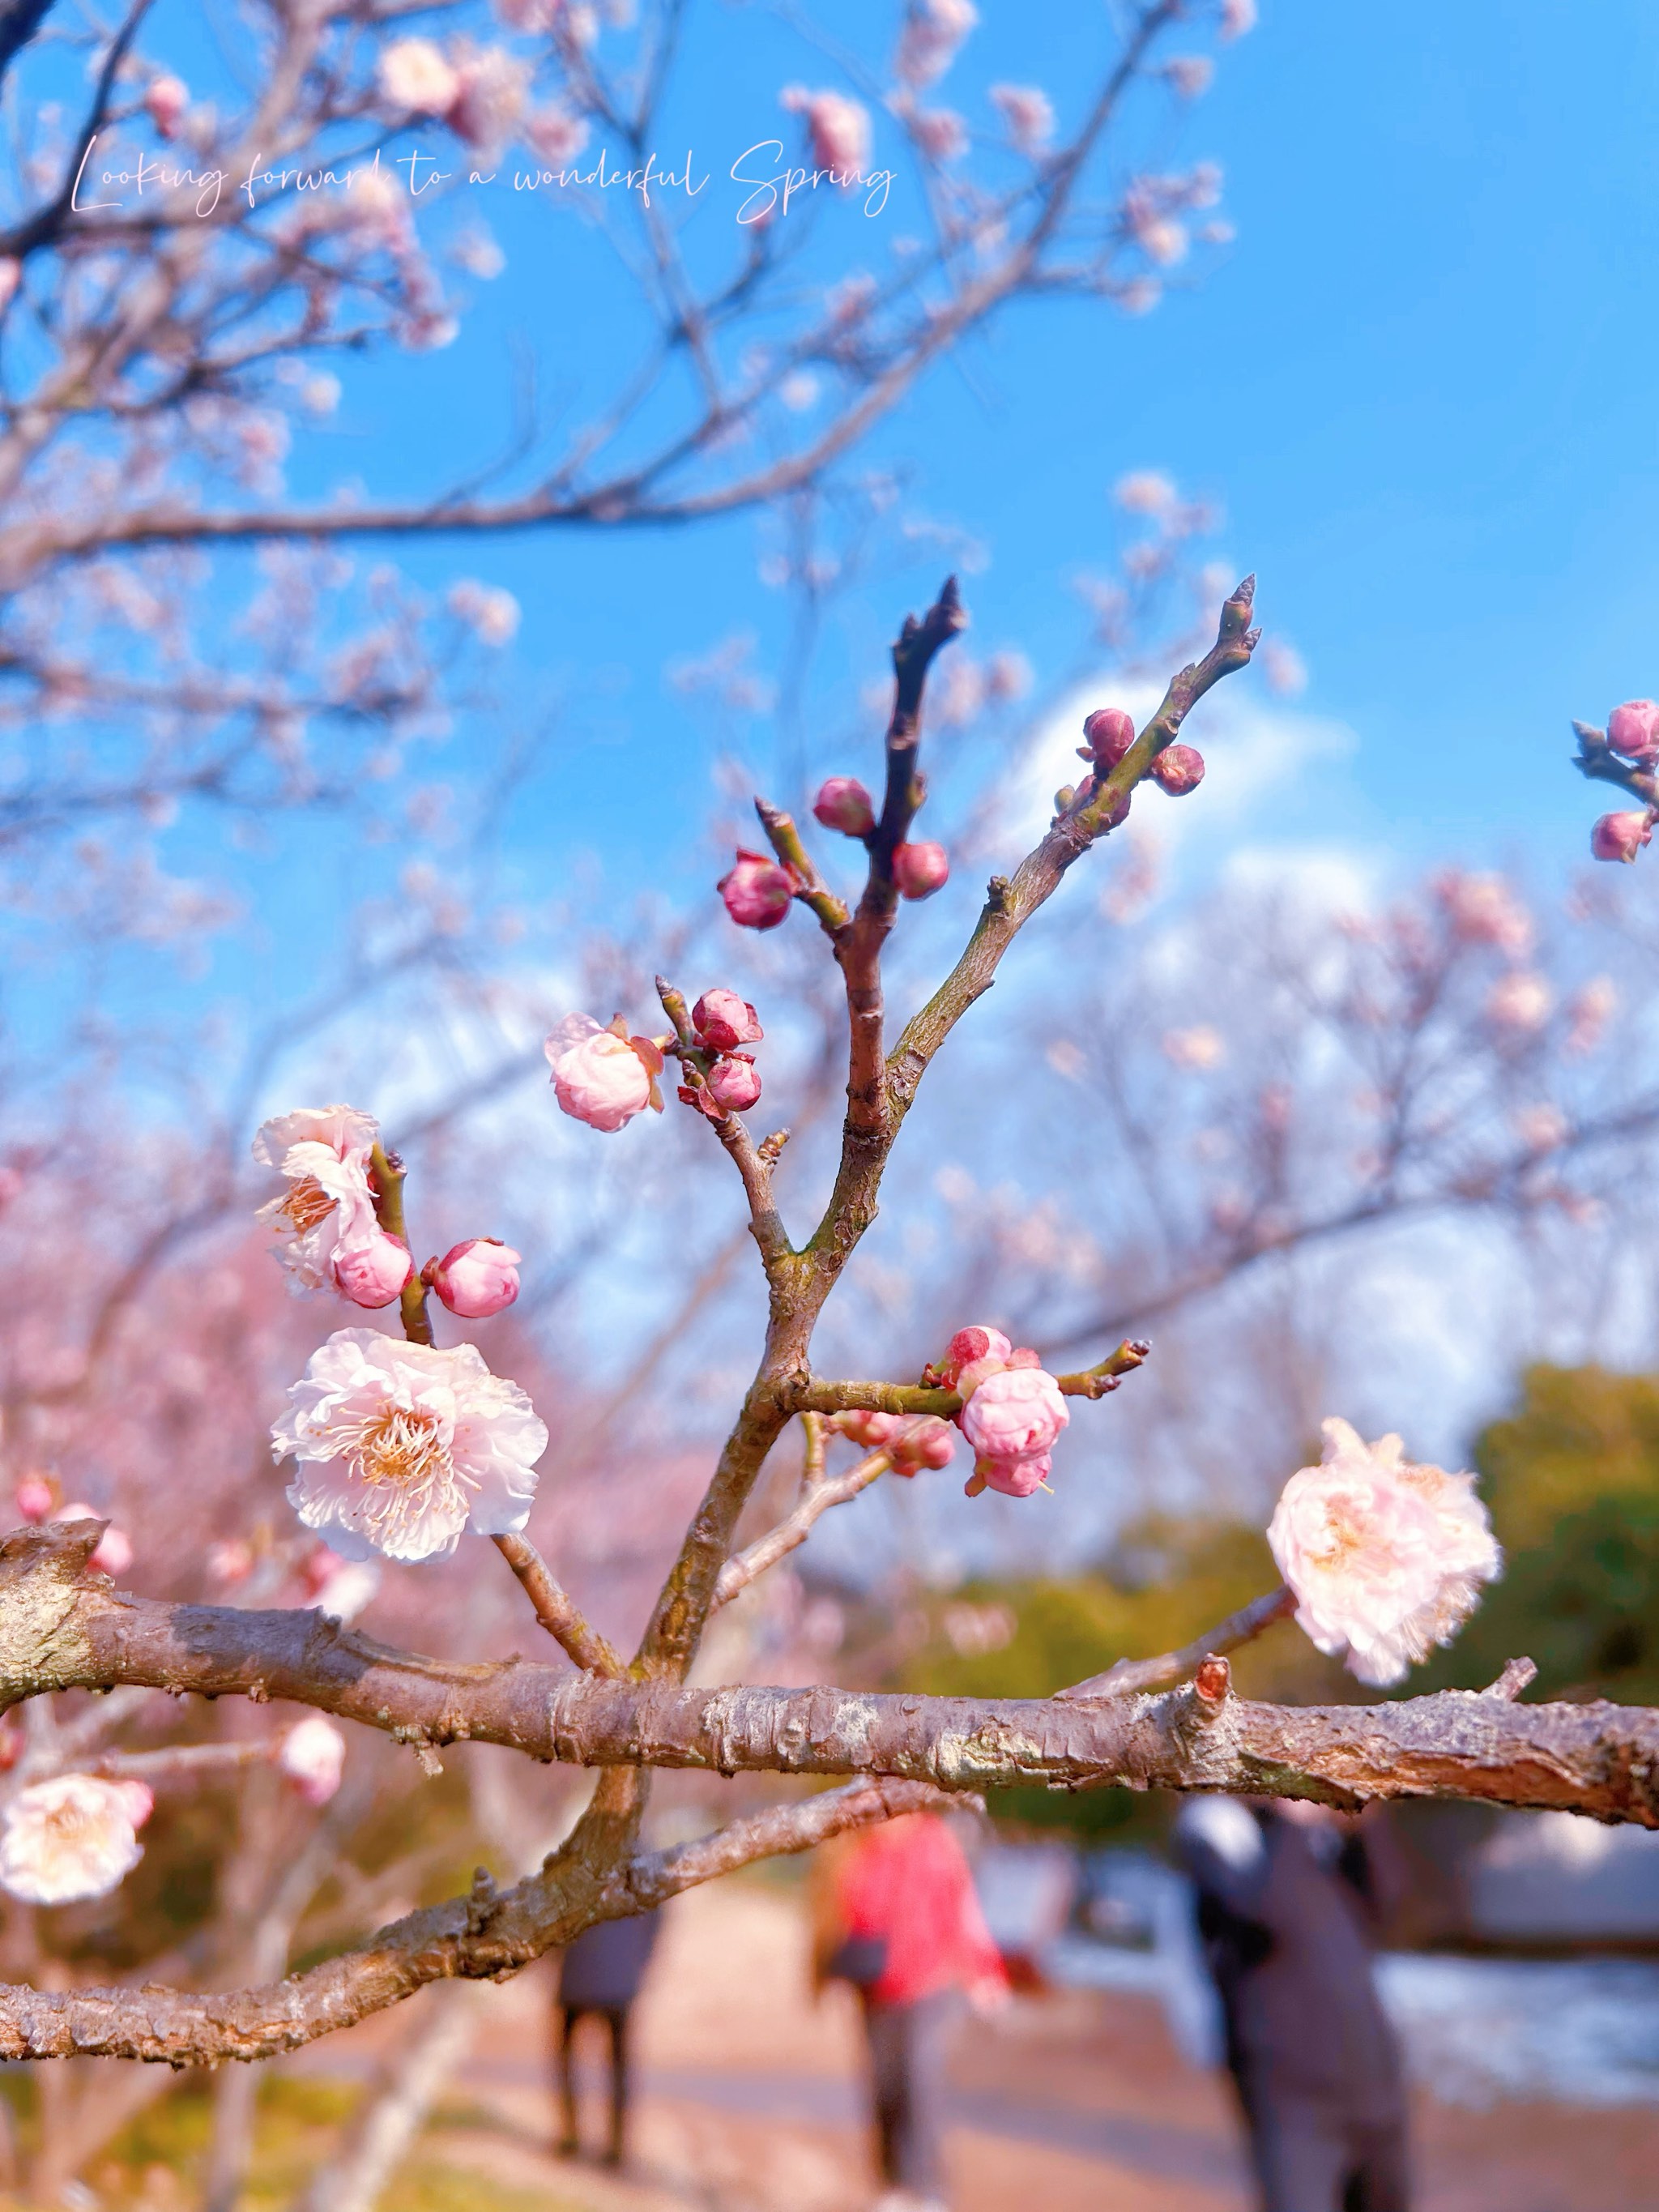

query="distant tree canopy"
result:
[905,1365,1659,1833]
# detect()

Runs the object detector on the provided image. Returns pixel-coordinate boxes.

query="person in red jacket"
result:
[814,1813,1009,2212]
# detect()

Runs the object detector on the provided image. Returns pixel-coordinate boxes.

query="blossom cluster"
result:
[1587,698,1659,865]
[1268,1418,1501,1685]
[933,1326,1069,1498]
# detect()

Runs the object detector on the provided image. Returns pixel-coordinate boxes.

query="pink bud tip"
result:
[426,1236,521,1318]
[331,1228,416,1309]
[115,1780,155,1830]
[90,1527,133,1578]
[812,776,877,836]
[1150,743,1205,796]
[1081,707,1137,767]
[14,1477,53,1524]
[719,848,795,929]
[889,1416,957,1475]
[940,1326,1013,1387]
[1591,810,1653,865]
[691,989,764,1053]
[706,1053,762,1115]
[1607,700,1659,760]
[893,840,949,900]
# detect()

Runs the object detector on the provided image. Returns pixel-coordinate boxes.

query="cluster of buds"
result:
[1582,699,1659,864]
[677,989,766,1121]
[928,1326,1070,1498]
[830,1407,957,1475]
[808,776,949,900]
[1061,705,1205,819]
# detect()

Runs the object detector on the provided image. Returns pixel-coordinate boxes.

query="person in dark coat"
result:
[1174,1796,1410,2212]
[553,1907,662,2166]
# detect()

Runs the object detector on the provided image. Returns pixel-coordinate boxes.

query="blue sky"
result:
[235,0,1659,913]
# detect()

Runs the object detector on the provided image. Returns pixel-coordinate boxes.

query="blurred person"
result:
[552,1906,662,2166]
[1175,1796,1410,2212]
[813,1812,1009,2212]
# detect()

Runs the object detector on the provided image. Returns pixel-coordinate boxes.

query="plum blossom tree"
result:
[0,570,1655,2105]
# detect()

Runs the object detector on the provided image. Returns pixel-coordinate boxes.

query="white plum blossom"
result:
[378,36,461,115]
[545,1014,665,1131]
[989,83,1054,153]
[0,1775,152,1905]
[779,87,872,174]
[448,579,521,645]
[1268,1418,1501,1686]
[273,1329,548,1563]
[253,1105,381,1292]
[279,1715,347,1806]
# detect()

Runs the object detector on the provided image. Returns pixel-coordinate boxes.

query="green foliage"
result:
[1418,1364,1659,1703]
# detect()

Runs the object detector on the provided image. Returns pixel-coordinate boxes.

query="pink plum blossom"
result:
[1221,0,1257,34]
[705,1054,762,1115]
[813,777,876,836]
[719,849,795,929]
[377,36,461,114]
[525,104,590,165]
[1434,871,1533,955]
[207,1539,253,1585]
[545,1014,666,1132]
[274,1329,547,1564]
[1591,810,1653,865]
[0,1775,150,1905]
[331,1228,415,1310]
[779,88,872,174]
[936,1326,1012,1386]
[888,1416,957,1474]
[144,75,188,138]
[959,1365,1068,1469]
[908,107,968,161]
[0,259,20,314]
[691,989,764,1052]
[1486,971,1553,1033]
[1607,699,1659,760]
[1080,707,1136,767]
[301,1548,381,1622]
[253,1104,382,1292]
[447,579,520,645]
[279,1715,347,1807]
[1565,975,1618,1054]
[1268,1418,1499,1686]
[1150,744,1205,796]
[832,1409,904,1450]
[989,84,1054,153]
[447,45,531,156]
[1164,56,1214,98]
[426,1237,521,1319]
[895,0,978,88]
[15,1476,53,1523]
[893,841,949,899]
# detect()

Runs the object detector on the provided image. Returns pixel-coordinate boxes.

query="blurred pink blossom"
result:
[15,1476,53,1523]
[377,37,461,115]
[1486,971,1553,1033]
[894,0,978,88]
[1607,699,1659,760]
[779,87,872,173]
[0,1776,148,1905]
[144,75,188,139]
[989,83,1053,153]
[279,1715,347,1807]
[1434,871,1533,956]
[1591,809,1653,865]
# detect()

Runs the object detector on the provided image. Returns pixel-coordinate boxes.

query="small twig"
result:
[1056,1585,1295,1701]
[1484,1656,1538,1702]
[492,1535,625,1678]
[369,1142,432,1347]
[754,798,849,934]
[710,1446,890,1612]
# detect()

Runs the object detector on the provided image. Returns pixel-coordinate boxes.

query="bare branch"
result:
[491,1535,625,1679]
[710,1445,891,1612]
[1056,1586,1296,1701]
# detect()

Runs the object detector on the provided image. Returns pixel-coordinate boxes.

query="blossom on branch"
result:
[273,1330,548,1562]
[719,849,795,930]
[1607,698,1659,761]
[830,1408,956,1472]
[779,87,872,174]
[691,989,764,1053]
[425,1238,521,1318]
[1267,1417,1501,1686]
[681,1054,762,1120]
[0,1776,152,1906]
[1080,706,1137,769]
[1592,810,1653,865]
[1150,744,1205,796]
[279,1715,347,1807]
[545,1014,666,1131]
[934,1326,1068,1497]
[331,1229,416,1310]
[378,38,462,116]
[812,777,876,837]
[893,840,949,899]
[253,1106,382,1293]
[990,83,1054,154]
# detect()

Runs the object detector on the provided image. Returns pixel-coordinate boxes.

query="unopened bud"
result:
[1081,707,1137,767]
[331,1228,416,1309]
[719,849,795,929]
[1607,699,1659,761]
[691,989,764,1052]
[812,776,876,836]
[834,1409,903,1450]
[1591,809,1653,865]
[426,1236,520,1318]
[706,1053,762,1115]
[1150,743,1205,796]
[893,840,949,899]
[144,74,189,139]
[14,1476,53,1524]
[62,1505,133,1578]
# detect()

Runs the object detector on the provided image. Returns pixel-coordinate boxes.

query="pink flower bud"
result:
[959,1365,1069,1472]
[889,1416,957,1475]
[973,1450,1052,1499]
[833,1409,904,1450]
[62,1506,134,1578]
[546,1016,666,1131]
[14,1476,53,1524]
[1150,744,1205,796]
[0,1713,21,1772]
[939,1326,1013,1386]
[114,1780,155,1830]
[331,1228,415,1309]
[279,1715,346,1807]
[426,1237,521,1318]
[706,1053,762,1115]
[1081,707,1137,767]
[1607,700,1659,760]
[692,989,764,1052]
[1591,810,1653,865]
[893,841,949,900]
[812,777,877,836]
[145,74,188,138]
[719,848,795,929]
